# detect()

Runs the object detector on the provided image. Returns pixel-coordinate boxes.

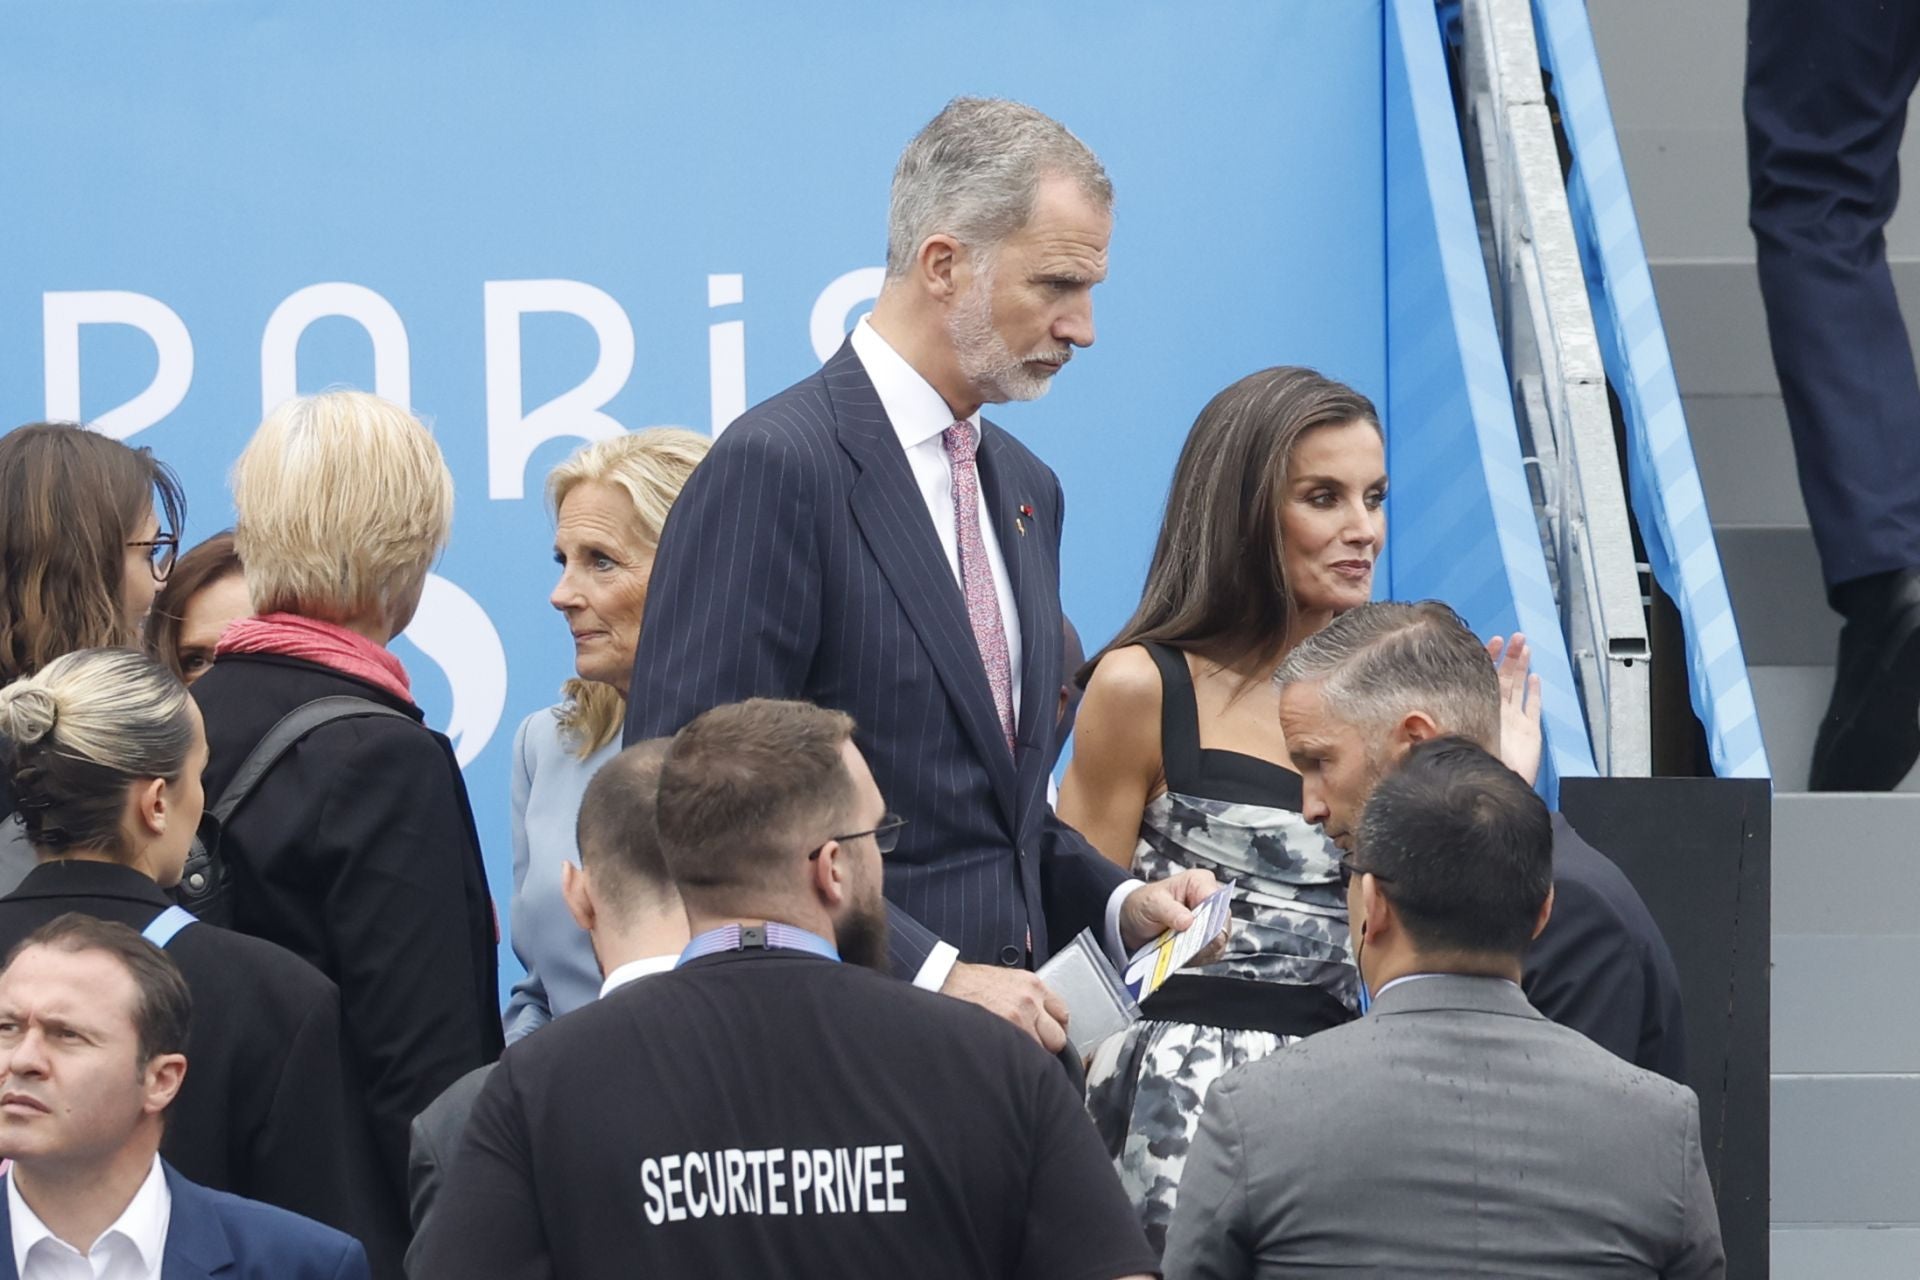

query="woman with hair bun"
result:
[0,648,405,1276]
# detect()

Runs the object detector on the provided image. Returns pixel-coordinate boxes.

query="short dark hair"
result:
[144,530,243,682]
[3,913,192,1065]
[656,700,857,900]
[1354,737,1552,957]
[575,739,675,913]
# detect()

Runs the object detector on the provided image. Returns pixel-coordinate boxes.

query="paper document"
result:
[1120,882,1234,1002]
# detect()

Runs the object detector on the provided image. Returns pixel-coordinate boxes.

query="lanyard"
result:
[678,922,841,967]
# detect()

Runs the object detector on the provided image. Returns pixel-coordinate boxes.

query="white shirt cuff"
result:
[1103,879,1147,964]
[913,941,961,992]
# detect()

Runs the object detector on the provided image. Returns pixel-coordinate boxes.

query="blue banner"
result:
[3,1,1390,994]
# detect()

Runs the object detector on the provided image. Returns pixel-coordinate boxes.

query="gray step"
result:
[1652,259,1920,399]
[1750,666,1920,793]
[1772,1075,1920,1225]
[1773,1227,1920,1279]
[1774,794,1920,933]
[1717,526,1833,668]
[1773,936,1920,1073]
[1771,794,1920,1251]
[1751,665,1823,792]
[1589,0,1920,262]
[1686,394,1807,528]
[1772,794,1920,1072]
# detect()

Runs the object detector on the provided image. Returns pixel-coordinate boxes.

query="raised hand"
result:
[1487,632,1543,785]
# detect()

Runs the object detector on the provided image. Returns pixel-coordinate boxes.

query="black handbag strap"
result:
[211,696,418,825]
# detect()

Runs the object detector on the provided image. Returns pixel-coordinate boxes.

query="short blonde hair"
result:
[547,429,710,756]
[232,391,454,625]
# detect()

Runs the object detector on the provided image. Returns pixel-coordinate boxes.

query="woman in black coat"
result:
[0,647,406,1276]
[189,390,503,1215]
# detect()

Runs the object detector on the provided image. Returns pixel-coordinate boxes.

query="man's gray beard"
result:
[946,269,1058,405]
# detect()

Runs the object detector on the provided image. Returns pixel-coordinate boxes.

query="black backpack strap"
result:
[210,696,418,825]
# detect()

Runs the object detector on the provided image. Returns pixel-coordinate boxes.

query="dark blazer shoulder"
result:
[978,414,1053,473]
[170,920,336,1002]
[165,1164,367,1276]
[722,356,844,444]
[1549,814,1653,925]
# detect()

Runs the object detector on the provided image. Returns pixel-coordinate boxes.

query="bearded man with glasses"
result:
[414,698,1158,1280]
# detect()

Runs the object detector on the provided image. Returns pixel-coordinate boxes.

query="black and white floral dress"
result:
[1083,643,1358,1253]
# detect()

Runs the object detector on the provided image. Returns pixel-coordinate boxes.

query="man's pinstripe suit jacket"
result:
[623,339,1126,976]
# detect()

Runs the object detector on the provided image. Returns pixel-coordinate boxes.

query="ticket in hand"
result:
[1120,882,1235,1002]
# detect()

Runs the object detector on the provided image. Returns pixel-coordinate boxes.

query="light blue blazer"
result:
[501,707,618,1043]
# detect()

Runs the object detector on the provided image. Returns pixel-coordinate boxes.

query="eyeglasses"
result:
[127,533,180,582]
[1336,856,1393,890]
[811,813,907,859]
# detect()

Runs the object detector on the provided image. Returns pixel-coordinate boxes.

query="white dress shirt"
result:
[848,318,1025,713]
[598,953,679,999]
[9,1155,170,1280]
[848,321,1142,990]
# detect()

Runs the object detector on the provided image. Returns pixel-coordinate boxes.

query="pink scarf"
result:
[216,612,415,706]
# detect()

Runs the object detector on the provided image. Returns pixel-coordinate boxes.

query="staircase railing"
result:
[1454,0,1652,775]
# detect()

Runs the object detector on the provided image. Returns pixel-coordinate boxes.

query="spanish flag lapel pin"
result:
[1017,502,1033,535]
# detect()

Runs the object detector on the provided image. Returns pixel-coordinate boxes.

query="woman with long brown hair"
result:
[0,422,186,893]
[1061,367,1386,1251]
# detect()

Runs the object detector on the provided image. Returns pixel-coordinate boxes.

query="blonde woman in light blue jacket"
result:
[502,428,708,1042]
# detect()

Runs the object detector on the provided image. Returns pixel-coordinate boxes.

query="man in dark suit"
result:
[1275,601,1689,1081]
[416,699,1156,1280]
[0,861,403,1275]
[1162,740,1724,1277]
[625,96,1214,1049]
[1748,1,1920,790]
[0,914,369,1279]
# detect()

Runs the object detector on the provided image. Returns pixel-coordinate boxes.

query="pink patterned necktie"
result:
[943,421,1016,754]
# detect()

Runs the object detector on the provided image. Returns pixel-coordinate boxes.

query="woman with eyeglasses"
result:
[0,421,186,894]
[145,529,251,686]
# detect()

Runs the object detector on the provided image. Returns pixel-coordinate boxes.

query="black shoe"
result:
[1809,568,1920,790]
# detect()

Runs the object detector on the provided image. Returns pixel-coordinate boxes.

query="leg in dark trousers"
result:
[1748,0,1920,788]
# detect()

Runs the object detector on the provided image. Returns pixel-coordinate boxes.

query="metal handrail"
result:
[1456,0,1650,776]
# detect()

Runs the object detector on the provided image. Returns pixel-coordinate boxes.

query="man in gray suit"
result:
[1161,738,1724,1279]
[404,740,687,1274]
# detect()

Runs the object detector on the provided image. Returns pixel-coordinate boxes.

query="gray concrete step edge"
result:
[1772,1074,1920,1224]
